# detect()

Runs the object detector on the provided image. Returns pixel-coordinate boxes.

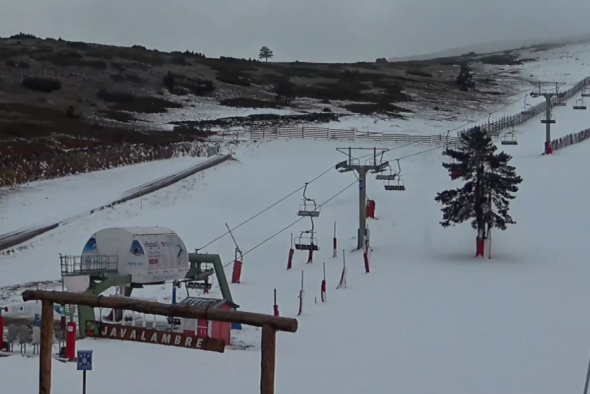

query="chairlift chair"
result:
[554,92,567,106]
[297,183,321,217]
[541,112,556,124]
[582,88,590,97]
[500,133,518,145]
[385,176,405,191]
[294,230,319,251]
[522,95,534,115]
[573,98,587,110]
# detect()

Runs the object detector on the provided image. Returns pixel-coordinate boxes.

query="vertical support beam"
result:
[357,168,368,250]
[40,300,54,394]
[260,324,277,394]
[545,95,552,146]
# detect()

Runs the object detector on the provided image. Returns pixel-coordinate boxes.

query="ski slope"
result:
[0,156,208,235]
[2,46,590,394]
[3,120,590,393]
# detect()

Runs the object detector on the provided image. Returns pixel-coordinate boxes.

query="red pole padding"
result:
[231,260,242,283]
[273,304,279,317]
[321,280,327,302]
[65,322,77,360]
[545,141,553,155]
[287,248,294,270]
[307,247,314,264]
[476,237,485,258]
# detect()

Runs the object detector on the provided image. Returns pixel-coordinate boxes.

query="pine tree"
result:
[456,62,475,91]
[258,46,274,62]
[435,126,522,258]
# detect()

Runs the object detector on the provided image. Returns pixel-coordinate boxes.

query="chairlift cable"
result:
[224,178,359,265]
[198,153,375,250]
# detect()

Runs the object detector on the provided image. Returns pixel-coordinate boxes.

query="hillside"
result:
[1,33,587,187]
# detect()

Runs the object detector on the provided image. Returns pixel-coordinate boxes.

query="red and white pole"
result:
[333,222,337,258]
[336,249,347,289]
[287,233,294,270]
[363,238,371,274]
[297,271,304,316]
[231,260,242,283]
[273,288,279,317]
[321,262,327,302]
[307,245,314,264]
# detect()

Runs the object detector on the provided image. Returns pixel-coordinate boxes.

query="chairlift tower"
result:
[335,147,389,250]
[530,82,566,155]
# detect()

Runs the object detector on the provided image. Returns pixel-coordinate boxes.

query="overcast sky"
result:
[1,0,589,62]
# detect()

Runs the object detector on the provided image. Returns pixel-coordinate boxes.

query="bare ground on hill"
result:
[0,34,545,185]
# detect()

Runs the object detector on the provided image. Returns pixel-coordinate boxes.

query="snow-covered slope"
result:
[2,43,590,394]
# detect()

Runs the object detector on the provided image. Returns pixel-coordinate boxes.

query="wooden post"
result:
[260,325,277,394]
[40,300,54,394]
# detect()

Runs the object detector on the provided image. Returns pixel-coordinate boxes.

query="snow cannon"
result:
[77,227,190,284]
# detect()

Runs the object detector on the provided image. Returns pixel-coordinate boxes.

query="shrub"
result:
[169,57,189,66]
[406,69,433,78]
[190,79,216,96]
[215,73,251,86]
[163,71,175,91]
[5,59,30,69]
[66,41,91,49]
[110,62,126,71]
[96,88,135,103]
[10,33,37,40]
[219,98,282,109]
[22,77,62,93]
[108,96,183,114]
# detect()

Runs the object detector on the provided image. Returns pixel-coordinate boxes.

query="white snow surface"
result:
[0,156,207,234]
[2,43,590,394]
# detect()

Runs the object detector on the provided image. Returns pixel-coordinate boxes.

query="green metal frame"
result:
[70,253,232,337]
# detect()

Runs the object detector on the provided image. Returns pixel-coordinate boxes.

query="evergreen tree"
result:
[258,46,274,62]
[456,62,475,91]
[275,78,295,104]
[435,126,522,258]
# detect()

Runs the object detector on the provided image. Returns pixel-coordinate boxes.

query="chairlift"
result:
[540,112,556,124]
[294,216,319,251]
[573,98,587,110]
[383,160,406,191]
[297,183,320,217]
[500,133,518,145]
[522,95,534,115]
[554,92,567,106]
[582,88,590,97]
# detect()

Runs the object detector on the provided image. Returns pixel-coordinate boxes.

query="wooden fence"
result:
[550,128,590,152]
[216,76,590,147]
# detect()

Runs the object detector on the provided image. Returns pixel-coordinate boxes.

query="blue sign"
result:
[34,314,40,327]
[359,179,364,191]
[77,350,93,371]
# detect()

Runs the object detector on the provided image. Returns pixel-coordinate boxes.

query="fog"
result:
[1,0,589,62]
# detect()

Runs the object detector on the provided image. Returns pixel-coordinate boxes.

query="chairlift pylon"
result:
[297,183,320,217]
[573,98,587,110]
